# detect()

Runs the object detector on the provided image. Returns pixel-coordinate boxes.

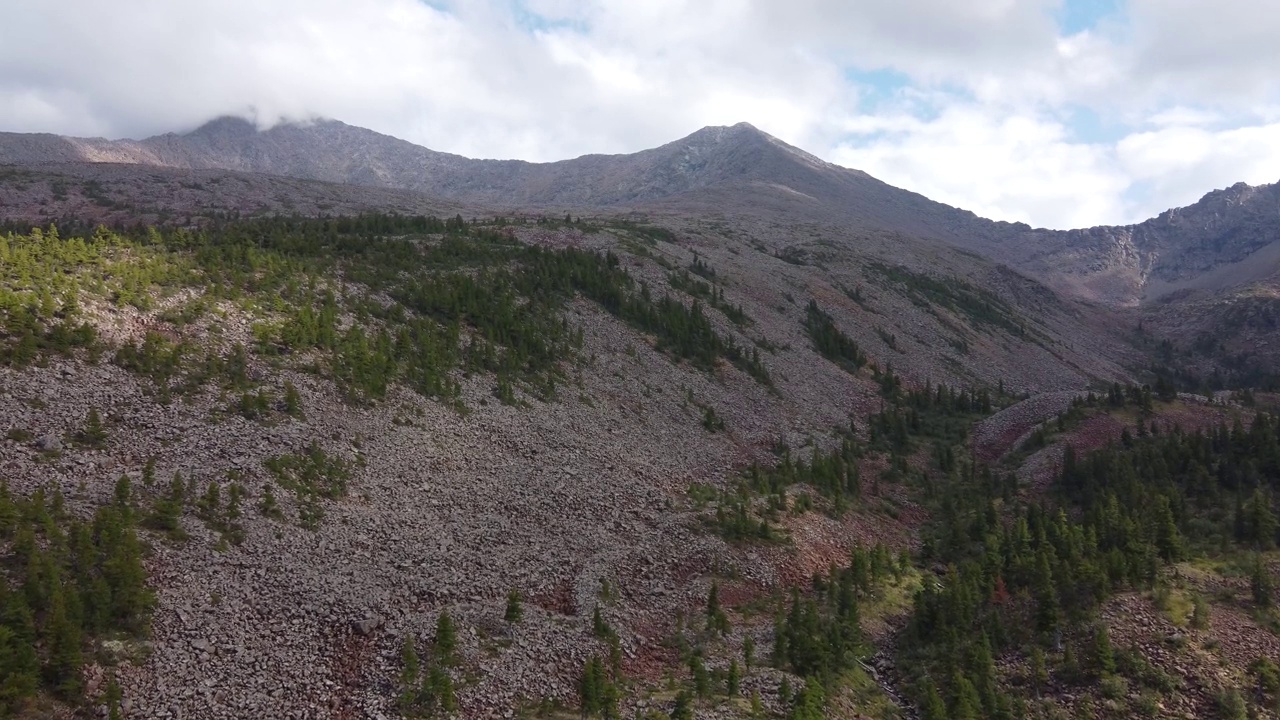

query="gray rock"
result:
[353,616,383,635]
[35,434,61,452]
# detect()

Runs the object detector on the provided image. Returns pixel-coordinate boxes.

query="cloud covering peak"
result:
[1,0,1277,229]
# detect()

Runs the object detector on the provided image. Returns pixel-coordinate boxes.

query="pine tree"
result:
[690,654,710,697]
[1247,489,1278,549]
[919,682,947,720]
[283,380,304,418]
[45,585,83,698]
[1252,555,1275,608]
[743,634,755,669]
[434,610,457,666]
[671,690,694,720]
[399,636,420,710]
[790,677,825,720]
[141,456,156,487]
[147,471,186,538]
[0,623,38,711]
[421,663,455,715]
[258,483,283,520]
[504,588,523,624]
[1062,641,1080,683]
[78,407,108,447]
[592,605,610,637]
[104,675,123,720]
[706,580,729,635]
[579,657,604,717]
[948,671,982,720]
[1152,494,1183,561]
[196,480,221,526]
[1191,594,1211,630]
[727,659,741,695]
[1030,646,1048,697]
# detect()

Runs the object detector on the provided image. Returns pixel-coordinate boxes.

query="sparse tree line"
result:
[0,216,770,409]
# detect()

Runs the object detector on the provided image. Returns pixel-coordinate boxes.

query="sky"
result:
[1,0,1278,230]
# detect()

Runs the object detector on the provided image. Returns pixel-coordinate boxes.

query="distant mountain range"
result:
[2,116,1278,308]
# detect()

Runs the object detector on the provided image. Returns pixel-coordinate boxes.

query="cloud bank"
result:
[1,0,1277,228]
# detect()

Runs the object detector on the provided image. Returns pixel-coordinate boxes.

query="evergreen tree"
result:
[790,677,825,720]
[919,682,947,720]
[504,588,523,624]
[421,663,455,715]
[77,407,108,447]
[104,675,123,720]
[258,483,283,520]
[44,585,83,698]
[1151,495,1183,561]
[1092,625,1116,678]
[689,654,710,697]
[727,659,741,695]
[579,656,605,717]
[1030,646,1048,697]
[706,581,729,635]
[283,380,304,418]
[670,690,693,720]
[399,636,420,709]
[1252,555,1275,608]
[1246,489,1278,549]
[0,624,38,712]
[433,611,457,666]
[948,671,982,720]
[146,471,186,538]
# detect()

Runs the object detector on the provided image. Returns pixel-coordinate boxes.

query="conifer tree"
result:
[948,671,982,720]
[433,610,457,666]
[1093,625,1116,678]
[258,483,283,520]
[78,407,108,447]
[421,663,455,715]
[147,471,186,538]
[1252,555,1275,608]
[706,581,729,635]
[504,588,523,624]
[1030,646,1048,697]
[104,675,123,720]
[579,656,604,717]
[689,654,710,697]
[727,659,741,695]
[919,682,947,720]
[45,585,83,698]
[671,690,693,720]
[399,636,420,710]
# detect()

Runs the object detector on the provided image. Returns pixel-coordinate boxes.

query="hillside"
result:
[0,119,1278,720]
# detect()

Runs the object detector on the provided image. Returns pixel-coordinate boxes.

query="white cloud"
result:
[1117,122,1280,211]
[831,105,1130,228]
[0,0,1277,229]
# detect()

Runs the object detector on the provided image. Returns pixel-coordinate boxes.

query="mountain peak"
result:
[189,116,259,138]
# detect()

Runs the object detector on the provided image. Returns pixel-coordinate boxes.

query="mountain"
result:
[3,118,1280,720]
[3,117,1277,310]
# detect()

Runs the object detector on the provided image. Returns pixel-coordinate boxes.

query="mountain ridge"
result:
[1,116,1278,307]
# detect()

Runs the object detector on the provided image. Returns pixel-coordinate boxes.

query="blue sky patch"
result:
[1055,0,1123,34]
